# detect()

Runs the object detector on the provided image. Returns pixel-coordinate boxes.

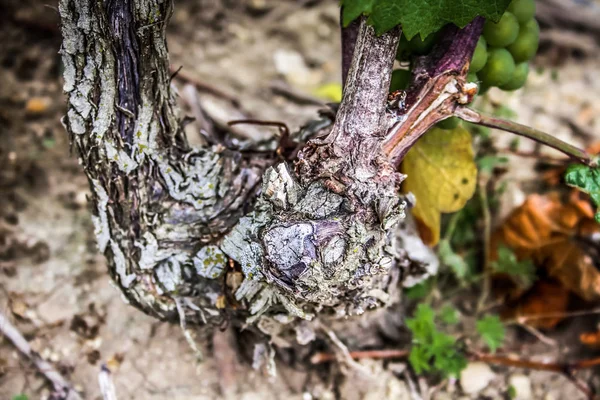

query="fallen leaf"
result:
[312,82,343,103]
[501,281,570,329]
[402,126,477,245]
[580,329,600,349]
[25,96,51,115]
[492,190,600,326]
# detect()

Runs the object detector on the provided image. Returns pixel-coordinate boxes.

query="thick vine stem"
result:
[59,0,434,334]
[59,0,268,323]
[340,12,360,88]
[382,18,484,165]
[221,19,415,320]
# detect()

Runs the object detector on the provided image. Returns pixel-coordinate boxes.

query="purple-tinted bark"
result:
[382,18,484,165]
[341,14,361,88]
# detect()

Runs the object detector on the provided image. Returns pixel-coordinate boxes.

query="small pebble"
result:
[460,362,496,394]
[508,374,533,400]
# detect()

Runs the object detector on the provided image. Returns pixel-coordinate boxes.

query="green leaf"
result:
[491,245,536,288]
[409,345,432,374]
[406,303,436,340]
[565,164,600,223]
[440,304,460,325]
[406,304,467,377]
[12,395,29,400]
[477,155,508,174]
[476,315,505,353]
[356,0,511,38]
[405,279,433,299]
[341,0,375,27]
[438,239,468,278]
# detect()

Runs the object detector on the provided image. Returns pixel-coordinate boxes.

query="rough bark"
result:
[59,0,267,324]
[59,0,439,331]
[222,21,408,320]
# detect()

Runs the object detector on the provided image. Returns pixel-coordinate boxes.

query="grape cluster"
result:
[390,0,539,129]
[474,0,539,92]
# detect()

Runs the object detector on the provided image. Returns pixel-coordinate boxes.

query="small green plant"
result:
[406,304,467,377]
[491,245,536,288]
[476,314,506,353]
[406,304,507,376]
[565,164,600,222]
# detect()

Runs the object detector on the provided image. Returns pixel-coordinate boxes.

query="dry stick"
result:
[269,81,326,107]
[311,349,410,364]
[469,351,597,399]
[0,310,82,400]
[311,347,599,398]
[454,106,596,167]
[476,176,492,314]
[503,306,600,325]
[228,119,290,137]
[169,65,242,108]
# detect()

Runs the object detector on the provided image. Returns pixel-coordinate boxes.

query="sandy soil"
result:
[0,1,599,399]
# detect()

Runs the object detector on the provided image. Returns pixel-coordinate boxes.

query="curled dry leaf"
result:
[501,281,570,329]
[402,126,478,245]
[492,191,600,327]
[580,329,600,349]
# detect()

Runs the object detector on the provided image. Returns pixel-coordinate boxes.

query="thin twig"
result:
[270,81,326,107]
[174,297,203,361]
[311,346,599,398]
[469,351,597,399]
[455,106,596,167]
[311,349,410,364]
[504,307,600,325]
[169,65,241,108]
[0,310,82,400]
[228,119,290,137]
[497,148,567,164]
[518,323,558,347]
[476,176,492,313]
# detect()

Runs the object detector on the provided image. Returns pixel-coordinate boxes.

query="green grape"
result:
[408,32,438,55]
[483,11,520,47]
[390,69,411,92]
[467,72,479,83]
[507,19,539,63]
[470,37,488,73]
[477,48,516,87]
[500,62,529,91]
[436,117,460,130]
[522,18,540,36]
[508,0,536,24]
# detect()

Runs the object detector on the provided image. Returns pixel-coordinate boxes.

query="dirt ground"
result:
[1,1,600,399]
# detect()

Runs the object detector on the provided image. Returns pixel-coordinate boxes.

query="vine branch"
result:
[455,106,596,167]
[382,18,484,166]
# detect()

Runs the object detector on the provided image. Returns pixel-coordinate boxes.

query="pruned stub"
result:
[237,148,408,315]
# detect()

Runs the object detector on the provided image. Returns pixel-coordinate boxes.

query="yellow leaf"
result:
[312,82,343,102]
[401,126,477,245]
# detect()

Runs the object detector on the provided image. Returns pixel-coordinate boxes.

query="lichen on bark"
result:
[59,0,435,331]
[59,0,266,324]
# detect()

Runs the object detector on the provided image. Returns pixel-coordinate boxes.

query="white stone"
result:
[459,362,496,394]
[509,374,532,400]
